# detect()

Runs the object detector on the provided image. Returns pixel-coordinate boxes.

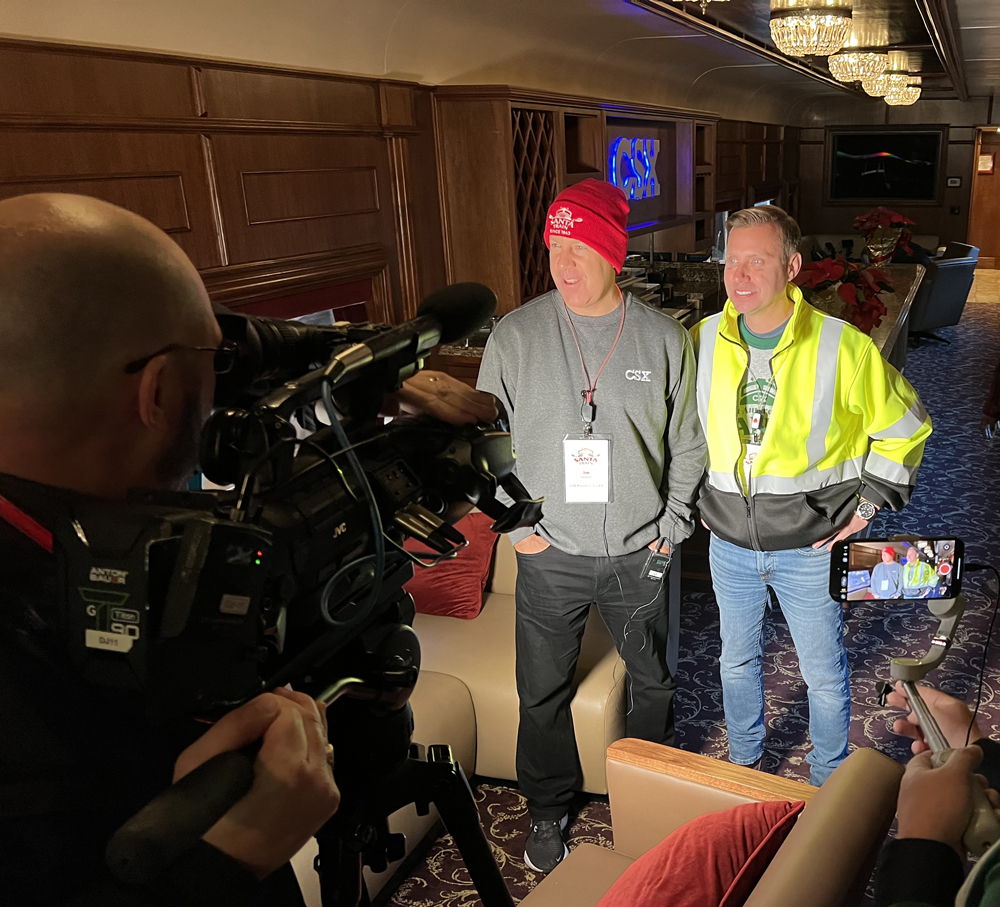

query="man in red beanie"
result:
[870,546,903,599]
[477,178,706,872]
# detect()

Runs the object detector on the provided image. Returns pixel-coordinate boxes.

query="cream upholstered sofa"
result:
[293,532,628,902]
[521,740,904,907]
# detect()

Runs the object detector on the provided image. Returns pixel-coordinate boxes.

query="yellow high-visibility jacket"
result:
[690,284,932,551]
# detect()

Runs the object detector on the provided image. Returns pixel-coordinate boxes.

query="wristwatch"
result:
[855,497,878,521]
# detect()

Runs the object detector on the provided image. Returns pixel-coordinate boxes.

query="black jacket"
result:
[0,473,303,907]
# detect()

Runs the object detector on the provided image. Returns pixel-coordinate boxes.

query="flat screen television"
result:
[830,131,942,201]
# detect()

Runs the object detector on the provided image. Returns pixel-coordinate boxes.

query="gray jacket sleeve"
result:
[657,328,708,547]
[476,333,536,546]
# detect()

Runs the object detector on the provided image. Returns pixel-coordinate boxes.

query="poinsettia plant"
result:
[794,255,893,334]
[853,206,916,254]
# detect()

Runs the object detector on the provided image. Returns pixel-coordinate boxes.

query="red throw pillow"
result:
[596,799,805,907]
[403,512,500,619]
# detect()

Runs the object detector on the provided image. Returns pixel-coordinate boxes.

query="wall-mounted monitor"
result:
[828,129,943,203]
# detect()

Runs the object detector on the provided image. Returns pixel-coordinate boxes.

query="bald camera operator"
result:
[0,193,497,906]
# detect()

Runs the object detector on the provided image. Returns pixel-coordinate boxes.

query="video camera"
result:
[55,282,542,726]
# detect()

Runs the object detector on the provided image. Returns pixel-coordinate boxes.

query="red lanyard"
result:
[562,287,626,434]
[0,493,53,553]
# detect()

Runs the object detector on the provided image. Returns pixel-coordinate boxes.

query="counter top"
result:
[806,263,924,358]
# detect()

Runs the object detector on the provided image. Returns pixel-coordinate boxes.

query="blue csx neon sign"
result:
[608,138,660,200]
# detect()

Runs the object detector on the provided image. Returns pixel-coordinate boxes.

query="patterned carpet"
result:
[386,276,1000,906]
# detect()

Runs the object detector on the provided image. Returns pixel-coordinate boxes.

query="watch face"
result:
[857,501,877,521]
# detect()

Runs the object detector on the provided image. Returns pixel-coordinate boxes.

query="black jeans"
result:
[514,544,676,820]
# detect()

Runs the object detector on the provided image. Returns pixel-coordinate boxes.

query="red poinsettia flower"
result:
[853,206,917,237]
[837,282,860,306]
[794,256,848,289]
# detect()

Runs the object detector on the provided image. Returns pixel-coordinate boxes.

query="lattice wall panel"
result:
[512,107,557,303]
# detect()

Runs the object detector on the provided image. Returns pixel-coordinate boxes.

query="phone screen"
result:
[830,538,963,602]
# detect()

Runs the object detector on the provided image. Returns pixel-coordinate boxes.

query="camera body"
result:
[53,287,541,724]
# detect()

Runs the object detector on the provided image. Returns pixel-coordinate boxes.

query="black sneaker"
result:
[524,815,569,873]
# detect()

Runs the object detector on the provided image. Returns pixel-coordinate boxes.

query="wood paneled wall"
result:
[0,39,448,323]
[796,125,974,247]
[716,121,799,216]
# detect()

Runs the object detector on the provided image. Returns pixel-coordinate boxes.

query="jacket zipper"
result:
[720,331,761,550]
[721,325,792,553]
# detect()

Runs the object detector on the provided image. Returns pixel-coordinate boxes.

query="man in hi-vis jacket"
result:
[691,205,932,785]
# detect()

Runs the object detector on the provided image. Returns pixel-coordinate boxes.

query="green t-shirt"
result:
[737,316,789,490]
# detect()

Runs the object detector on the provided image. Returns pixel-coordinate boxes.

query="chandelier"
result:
[861,50,909,96]
[672,0,730,14]
[884,77,922,106]
[861,69,908,97]
[828,50,888,82]
[769,0,853,57]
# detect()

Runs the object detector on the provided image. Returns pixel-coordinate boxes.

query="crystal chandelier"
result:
[861,50,909,96]
[769,0,853,57]
[672,0,730,14]
[884,77,922,106]
[828,50,888,82]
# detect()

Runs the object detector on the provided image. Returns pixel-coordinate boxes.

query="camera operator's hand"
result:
[896,746,999,857]
[173,687,340,879]
[383,370,498,425]
[888,681,986,753]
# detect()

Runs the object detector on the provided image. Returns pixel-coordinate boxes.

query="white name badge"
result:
[564,435,612,503]
[881,580,890,592]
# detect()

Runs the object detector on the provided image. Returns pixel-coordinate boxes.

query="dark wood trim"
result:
[913,0,969,102]
[386,136,422,321]
[433,85,718,123]
[0,35,423,92]
[821,125,949,208]
[370,267,393,324]
[629,0,861,98]
[0,113,419,137]
[431,97,456,285]
[199,135,229,266]
[200,244,388,305]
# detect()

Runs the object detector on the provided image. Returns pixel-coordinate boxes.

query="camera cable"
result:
[319,380,385,629]
[965,562,1000,745]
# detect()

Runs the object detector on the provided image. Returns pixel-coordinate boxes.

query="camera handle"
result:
[104,677,367,887]
[889,595,1000,856]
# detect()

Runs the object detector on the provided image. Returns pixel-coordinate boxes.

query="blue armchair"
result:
[908,244,979,345]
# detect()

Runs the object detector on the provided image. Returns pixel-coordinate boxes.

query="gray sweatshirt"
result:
[477,290,706,556]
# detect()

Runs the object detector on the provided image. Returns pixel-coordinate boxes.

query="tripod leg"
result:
[314,822,367,907]
[422,746,515,907]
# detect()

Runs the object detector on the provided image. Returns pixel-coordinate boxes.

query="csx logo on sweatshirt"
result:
[625,369,652,382]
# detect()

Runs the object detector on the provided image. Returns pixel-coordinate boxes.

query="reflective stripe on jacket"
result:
[690,284,932,551]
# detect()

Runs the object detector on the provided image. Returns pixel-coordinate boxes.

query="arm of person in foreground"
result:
[874,683,1000,907]
[58,689,340,907]
[874,746,998,907]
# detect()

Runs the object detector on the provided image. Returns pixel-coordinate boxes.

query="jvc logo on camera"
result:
[625,369,652,382]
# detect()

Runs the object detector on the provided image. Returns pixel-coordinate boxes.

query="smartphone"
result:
[829,537,964,603]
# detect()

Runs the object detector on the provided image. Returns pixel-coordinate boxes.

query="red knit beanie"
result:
[544,179,630,274]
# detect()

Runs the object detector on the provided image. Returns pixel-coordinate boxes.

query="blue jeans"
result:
[709,534,851,786]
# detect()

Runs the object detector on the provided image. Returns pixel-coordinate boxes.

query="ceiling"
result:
[0,0,996,124]
[638,0,1000,103]
[959,0,1000,97]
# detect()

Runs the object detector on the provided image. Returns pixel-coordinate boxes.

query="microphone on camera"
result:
[324,282,497,386]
